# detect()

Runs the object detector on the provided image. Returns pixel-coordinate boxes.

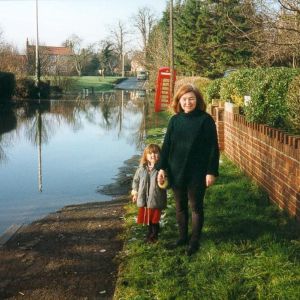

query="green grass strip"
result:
[71,76,124,92]
[114,111,300,300]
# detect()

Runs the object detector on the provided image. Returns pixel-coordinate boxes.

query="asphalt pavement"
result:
[115,77,147,90]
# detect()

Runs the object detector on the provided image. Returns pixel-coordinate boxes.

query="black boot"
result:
[186,240,199,256]
[144,224,152,242]
[151,223,160,242]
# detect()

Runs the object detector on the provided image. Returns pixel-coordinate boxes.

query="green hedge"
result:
[205,78,223,102]
[286,75,300,133]
[0,71,15,100]
[206,68,300,131]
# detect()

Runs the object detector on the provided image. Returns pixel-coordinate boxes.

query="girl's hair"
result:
[140,144,161,165]
[172,84,206,113]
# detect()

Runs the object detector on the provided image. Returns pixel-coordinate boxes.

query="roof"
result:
[27,45,73,56]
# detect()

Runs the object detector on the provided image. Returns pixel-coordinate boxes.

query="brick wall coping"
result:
[224,102,300,153]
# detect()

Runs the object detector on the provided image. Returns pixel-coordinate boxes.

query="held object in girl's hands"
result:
[158,174,169,189]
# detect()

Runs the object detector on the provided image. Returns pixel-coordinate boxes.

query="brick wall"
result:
[211,102,300,221]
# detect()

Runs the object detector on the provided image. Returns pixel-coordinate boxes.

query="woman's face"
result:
[179,91,197,113]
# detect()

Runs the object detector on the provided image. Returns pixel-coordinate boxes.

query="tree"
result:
[230,0,300,67]
[98,40,118,76]
[63,34,94,76]
[173,0,254,77]
[145,22,170,88]
[109,21,130,74]
[133,7,158,57]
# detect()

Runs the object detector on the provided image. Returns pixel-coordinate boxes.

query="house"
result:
[26,39,74,75]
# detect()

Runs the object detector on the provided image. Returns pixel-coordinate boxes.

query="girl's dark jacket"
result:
[155,109,219,188]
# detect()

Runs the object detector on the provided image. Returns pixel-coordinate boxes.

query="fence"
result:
[209,102,300,221]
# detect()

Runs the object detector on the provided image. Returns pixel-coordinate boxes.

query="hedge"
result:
[14,78,50,99]
[286,75,300,133]
[0,71,15,100]
[206,67,300,131]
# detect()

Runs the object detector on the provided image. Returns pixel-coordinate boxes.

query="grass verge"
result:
[71,76,124,92]
[114,111,300,300]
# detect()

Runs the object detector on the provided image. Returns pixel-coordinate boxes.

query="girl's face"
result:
[146,151,159,165]
[179,91,197,113]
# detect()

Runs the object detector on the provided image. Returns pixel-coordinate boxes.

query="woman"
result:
[156,84,219,256]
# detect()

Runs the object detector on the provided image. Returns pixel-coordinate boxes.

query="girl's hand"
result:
[132,194,137,203]
[157,169,165,185]
[206,174,216,187]
[131,190,138,203]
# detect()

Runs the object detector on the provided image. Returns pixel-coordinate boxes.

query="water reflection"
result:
[0,90,149,235]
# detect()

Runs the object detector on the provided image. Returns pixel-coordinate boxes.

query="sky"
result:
[0,0,167,53]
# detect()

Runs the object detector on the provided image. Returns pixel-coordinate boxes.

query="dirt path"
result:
[0,196,129,300]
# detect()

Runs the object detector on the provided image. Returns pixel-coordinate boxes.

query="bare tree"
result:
[232,0,300,67]
[133,7,158,56]
[145,25,169,88]
[0,44,27,76]
[63,34,94,76]
[109,21,130,74]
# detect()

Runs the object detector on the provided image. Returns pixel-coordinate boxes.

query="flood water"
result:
[0,90,150,236]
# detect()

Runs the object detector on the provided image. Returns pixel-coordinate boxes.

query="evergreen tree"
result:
[173,0,254,77]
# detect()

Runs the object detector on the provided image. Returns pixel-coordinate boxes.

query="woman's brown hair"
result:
[172,84,206,113]
[140,144,161,165]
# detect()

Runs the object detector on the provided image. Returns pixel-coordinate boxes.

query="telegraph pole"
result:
[35,0,40,90]
[169,0,174,96]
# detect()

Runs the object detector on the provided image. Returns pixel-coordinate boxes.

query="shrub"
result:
[0,71,15,100]
[220,68,256,106]
[39,81,50,98]
[14,78,37,99]
[205,78,223,103]
[45,76,77,93]
[14,78,50,99]
[219,67,300,129]
[286,75,300,133]
[174,76,211,102]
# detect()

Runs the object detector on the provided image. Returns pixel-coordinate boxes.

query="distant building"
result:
[130,51,146,73]
[26,39,74,75]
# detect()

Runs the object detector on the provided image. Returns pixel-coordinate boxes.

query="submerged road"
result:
[115,77,147,90]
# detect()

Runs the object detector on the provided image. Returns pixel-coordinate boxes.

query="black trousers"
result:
[173,184,205,244]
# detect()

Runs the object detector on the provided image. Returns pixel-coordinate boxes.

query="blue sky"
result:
[0,0,167,52]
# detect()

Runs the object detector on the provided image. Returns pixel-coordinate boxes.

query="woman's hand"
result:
[157,169,165,185]
[206,174,216,187]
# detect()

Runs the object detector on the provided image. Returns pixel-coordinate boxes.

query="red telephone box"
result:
[154,67,176,112]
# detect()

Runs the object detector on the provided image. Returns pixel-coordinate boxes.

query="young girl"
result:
[131,144,167,243]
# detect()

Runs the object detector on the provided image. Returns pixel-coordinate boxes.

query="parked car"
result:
[137,70,147,80]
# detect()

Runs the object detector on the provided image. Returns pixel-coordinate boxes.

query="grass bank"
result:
[71,76,124,92]
[114,111,300,299]
[41,75,125,93]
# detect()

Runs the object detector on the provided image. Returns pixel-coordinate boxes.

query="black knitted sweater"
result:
[155,109,219,188]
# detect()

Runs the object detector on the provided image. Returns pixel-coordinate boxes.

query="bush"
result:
[174,76,211,102]
[14,78,37,99]
[45,76,77,93]
[15,78,50,99]
[205,78,223,103]
[219,67,300,129]
[0,71,15,100]
[193,77,211,98]
[286,75,300,133]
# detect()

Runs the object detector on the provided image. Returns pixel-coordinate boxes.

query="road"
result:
[115,77,147,90]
